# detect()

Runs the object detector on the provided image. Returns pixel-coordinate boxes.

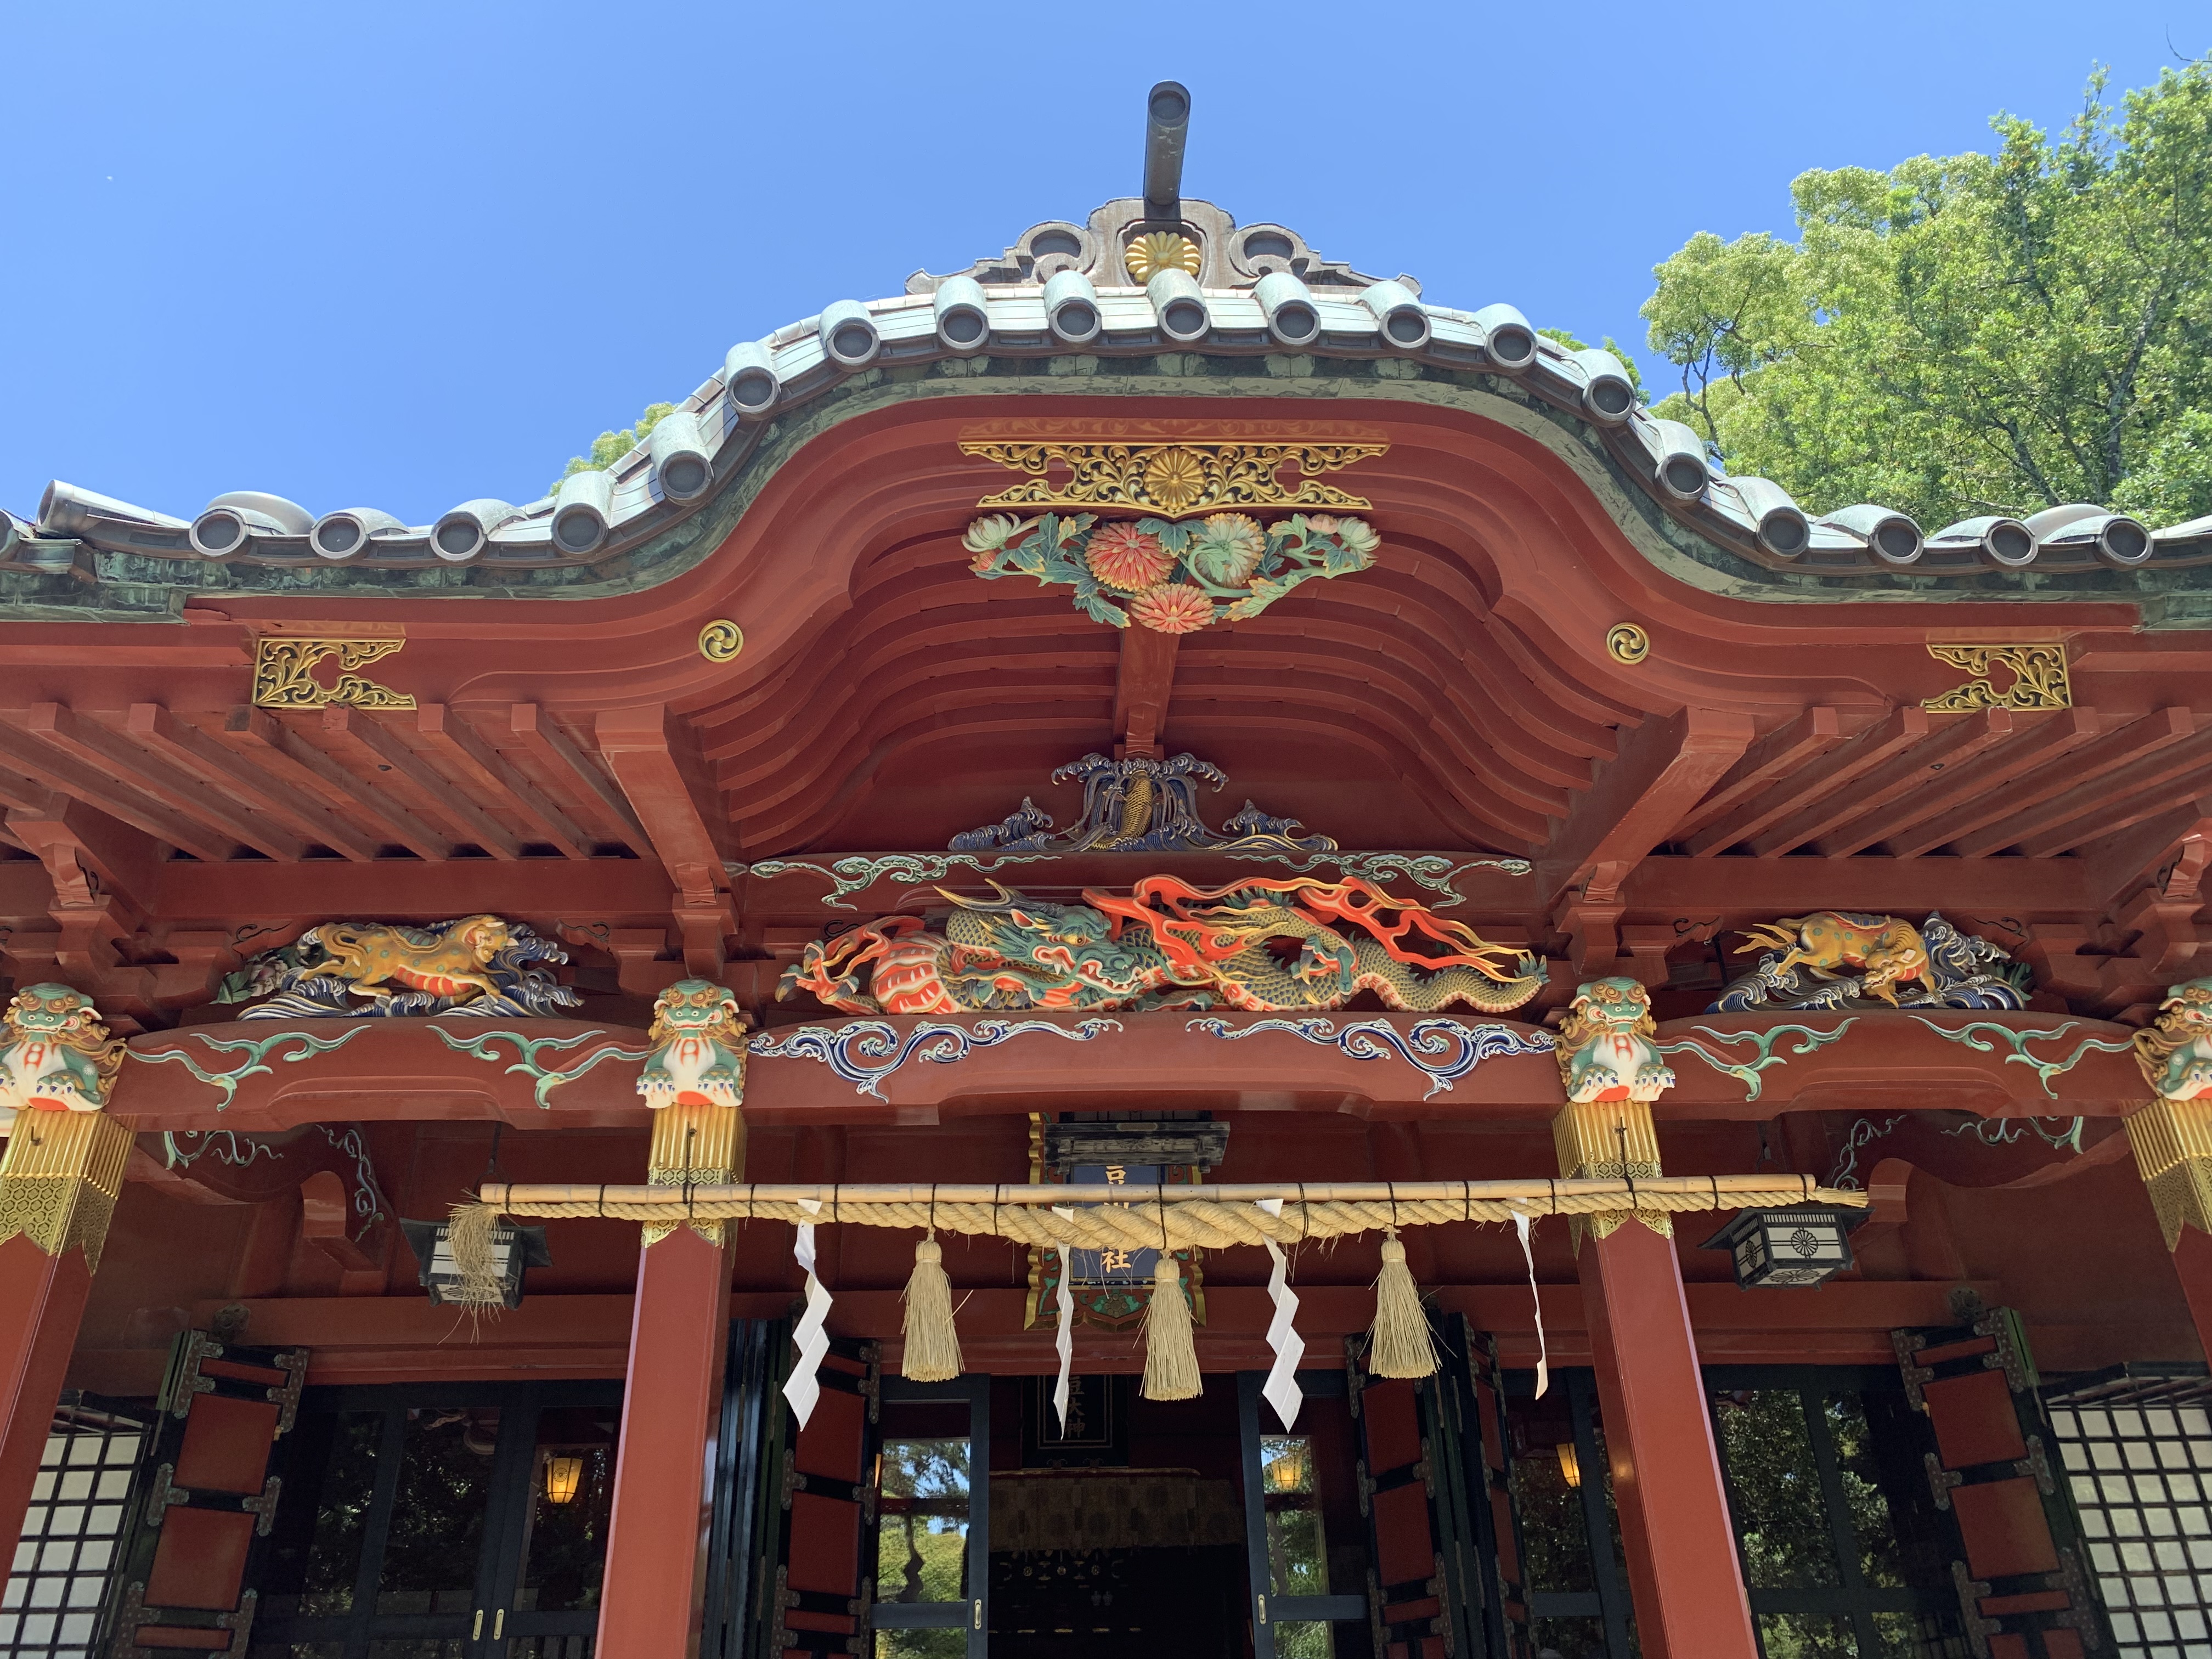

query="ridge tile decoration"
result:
[218,916,582,1019]
[1187,1015,1553,1099]
[1922,642,2073,711]
[0,985,123,1119]
[250,634,416,710]
[1711,911,2030,1012]
[2124,980,2212,1248]
[964,510,1381,632]
[777,876,1546,1016]
[951,751,1335,855]
[1556,979,1674,1105]
[962,437,1386,515]
[747,1018,1120,1100]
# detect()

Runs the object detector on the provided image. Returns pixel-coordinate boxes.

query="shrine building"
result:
[3,81,2212,1659]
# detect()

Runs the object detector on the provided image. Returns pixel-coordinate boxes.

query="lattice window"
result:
[0,1401,146,1659]
[2050,1397,2212,1658]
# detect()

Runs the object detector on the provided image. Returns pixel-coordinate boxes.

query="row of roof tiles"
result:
[8,266,2208,586]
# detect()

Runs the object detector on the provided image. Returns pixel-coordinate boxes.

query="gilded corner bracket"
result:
[0,1111,133,1269]
[251,635,416,711]
[1923,643,2072,712]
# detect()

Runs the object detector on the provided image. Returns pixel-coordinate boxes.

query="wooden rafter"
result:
[508,704,649,854]
[2012,732,2212,857]
[125,704,380,862]
[319,708,521,861]
[1948,708,2199,858]
[29,702,304,861]
[415,706,589,859]
[0,708,240,862]
[219,708,453,861]
[1671,708,1849,843]
[1880,710,2106,858]
[2084,795,2212,909]
[1801,710,2022,857]
[1541,707,1754,905]
[1686,708,1932,857]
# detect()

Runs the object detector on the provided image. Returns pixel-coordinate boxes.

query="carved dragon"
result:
[780,876,1544,1016]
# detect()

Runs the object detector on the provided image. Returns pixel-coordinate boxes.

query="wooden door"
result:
[1436,1317,1532,1659]
[763,1338,880,1659]
[105,1331,307,1656]
[1895,1305,2112,1658]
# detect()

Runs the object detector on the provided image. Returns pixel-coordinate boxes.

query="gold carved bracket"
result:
[963,437,1386,517]
[252,635,416,711]
[0,1112,132,1269]
[1923,643,2071,712]
[1553,1098,1671,1244]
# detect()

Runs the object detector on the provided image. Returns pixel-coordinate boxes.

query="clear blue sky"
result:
[2,2,2200,530]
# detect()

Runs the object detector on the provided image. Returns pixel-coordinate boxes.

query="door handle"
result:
[972,1599,982,1630]
[472,1611,483,1639]
[493,1610,505,1639]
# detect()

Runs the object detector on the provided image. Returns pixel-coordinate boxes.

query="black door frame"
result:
[871,1373,990,1659]
[253,1378,622,1658]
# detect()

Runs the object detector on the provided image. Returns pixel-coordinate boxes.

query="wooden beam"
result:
[219,708,453,862]
[1541,708,1755,904]
[1800,710,2018,857]
[27,703,301,861]
[1111,628,1181,759]
[509,704,649,854]
[415,706,589,859]
[2014,737,2212,856]
[1949,707,2198,857]
[1671,708,1848,842]
[0,712,236,862]
[1882,709,2106,857]
[125,704,379,862]
[320,708,521,860]
[595,707,724,888]
[2082,795,2212,910]
[1686,708,1931,857]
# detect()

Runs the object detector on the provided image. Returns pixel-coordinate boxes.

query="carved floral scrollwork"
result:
[250,635,416,710]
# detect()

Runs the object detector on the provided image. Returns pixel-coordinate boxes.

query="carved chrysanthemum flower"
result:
[1085,522,1176,591]
[962,514,1021,554]
[1128,582,1216,634]
[1124,231,1201,283]
[1187,513,1266,586]
[1335,516,1381,558]
[1141,447,1208,514]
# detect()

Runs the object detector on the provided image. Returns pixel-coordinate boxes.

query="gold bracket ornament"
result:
[252,636,415,711]
[698,620,744,663]
[963,437,1385,517]
[1923,644,2071,712]
[0,1111,132,1269]
[1552,1097,1669,1245]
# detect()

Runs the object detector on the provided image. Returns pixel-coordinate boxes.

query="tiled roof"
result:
[4,193,2206,599]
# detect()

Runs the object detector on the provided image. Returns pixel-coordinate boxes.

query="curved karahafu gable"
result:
[4,190,2210,622]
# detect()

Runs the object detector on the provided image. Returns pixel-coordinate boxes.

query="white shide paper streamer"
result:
[1256,1199,1304,1429]
[1511,1208,1548,1400]
[784,1209,834,1426]
[1054,1242,1075,1432]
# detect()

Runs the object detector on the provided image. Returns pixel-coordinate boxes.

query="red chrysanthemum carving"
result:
[1086,522,1176,592]
[1128,582,1216,634]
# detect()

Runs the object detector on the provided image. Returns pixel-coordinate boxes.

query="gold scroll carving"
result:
[0,1111,132,1269]
[1551,1097,1670,1244]
[252,635,416,711]
[963,438,1386,517]
[1922,644,2072,712]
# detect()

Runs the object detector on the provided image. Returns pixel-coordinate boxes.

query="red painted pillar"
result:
[1579,1220,1758,1659]
[0,1237,92,1565]
[2172,1228,2212,1357]
[595,1224,734,1659]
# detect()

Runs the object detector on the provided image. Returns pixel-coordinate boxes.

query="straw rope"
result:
[476,1176,1859,1252]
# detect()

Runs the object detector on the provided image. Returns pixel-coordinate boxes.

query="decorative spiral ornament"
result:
[698,619,744,663]
[1605,622,1651,665]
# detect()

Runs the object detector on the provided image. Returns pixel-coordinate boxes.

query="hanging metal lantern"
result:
[399,1217,551,1310]
[1701,1207,1860,1289]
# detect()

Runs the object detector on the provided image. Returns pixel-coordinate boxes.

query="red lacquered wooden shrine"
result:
[0,85,2208,1659]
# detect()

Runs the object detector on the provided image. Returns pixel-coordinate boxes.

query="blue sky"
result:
[2,2,2200,529]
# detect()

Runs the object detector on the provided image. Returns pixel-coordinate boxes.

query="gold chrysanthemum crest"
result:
[1124,232,1201,282]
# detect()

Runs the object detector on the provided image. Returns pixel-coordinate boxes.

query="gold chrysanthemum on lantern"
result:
[1086,523,1175,591]
[1187,513,1266,587]
[1141,447,1208,515]
[1128,583,1215,635]
[1125,232,1201,283]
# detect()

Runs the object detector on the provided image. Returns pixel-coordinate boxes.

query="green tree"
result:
[1536,328,1645,396]
[550,402,675,499]
[1642,57,2212,529]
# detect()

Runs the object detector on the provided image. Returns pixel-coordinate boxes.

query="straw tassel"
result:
[444,1201,509,1314]
[1368,1232,1437,1379]
[1142,1256,1201,1401]
[900,1234,963,1383]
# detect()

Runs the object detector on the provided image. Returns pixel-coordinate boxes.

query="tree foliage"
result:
[1642,57,2212,529]
[551,402,675,500]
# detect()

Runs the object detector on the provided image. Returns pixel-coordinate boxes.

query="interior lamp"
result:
[544,1455,585,1505]
[1555,1443,1581,1488]
[1701,1207,1861,1289]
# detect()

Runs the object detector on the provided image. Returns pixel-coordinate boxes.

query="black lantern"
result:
[400,1218,551,1310]
[1702,1207,1861,1289]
